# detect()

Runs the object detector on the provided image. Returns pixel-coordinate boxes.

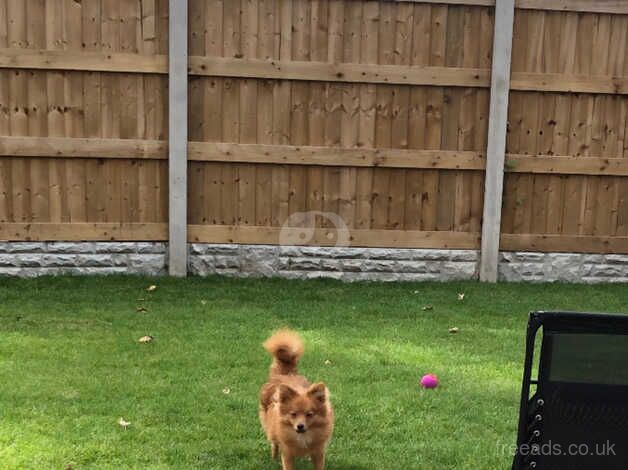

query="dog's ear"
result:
[307,383,327,404]
[278,385,298,403]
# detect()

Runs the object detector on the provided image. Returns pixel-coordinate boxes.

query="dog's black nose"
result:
[296,424,305,432]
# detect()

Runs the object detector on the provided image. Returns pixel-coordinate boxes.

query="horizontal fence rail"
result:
[2,137,628,177]
[396,0,628,14]
[1,50,626,95]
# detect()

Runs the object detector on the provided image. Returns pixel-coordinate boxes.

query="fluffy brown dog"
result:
[259,330,334,470]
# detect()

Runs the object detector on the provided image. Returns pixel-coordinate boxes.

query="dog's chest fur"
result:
[294,432,314,449]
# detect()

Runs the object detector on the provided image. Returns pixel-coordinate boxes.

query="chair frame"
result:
[512,310,628,470]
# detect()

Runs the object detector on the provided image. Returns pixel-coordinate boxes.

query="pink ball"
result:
[420,374,439,389]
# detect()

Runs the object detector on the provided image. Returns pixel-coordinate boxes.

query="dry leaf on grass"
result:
[422,305,434,311]
[118,417,131,429]
[146,285,157,292]
[449,327,460,334]
[222,387,231,395]
[324,360,332,365]
[138,335,154,343]
[200,300,207,305]
[136,306,148,313]
[457,293,465,301]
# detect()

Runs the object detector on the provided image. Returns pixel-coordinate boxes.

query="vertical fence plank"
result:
[169,0,187,276]
[221,0,240,227]
[9,0,29,223]
[339,0,361,229]
[355,0,378,230]
[27,0,48,225]
[479,0,515,282]
[322,0,343,228]
[288,0,308,225]
[305,0,327,223]
[238,0,258,226]
[100,1,121,225]
[139,0,159,224]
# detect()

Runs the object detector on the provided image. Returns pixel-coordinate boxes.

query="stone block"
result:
[46,242,96,253]
[136,242,167,254]
[17,254,45,267]
[408,249,452,261]
[5,243,46,253]
[42,254,78,267]
[76,254,114,267]
[605,255,628,265]
[588,264,626,278]
[449,251,479,262]
[288,258,322,271]
[94,243,139,253]
[240,246,278,276]
[361,260,397,273]
[128,254,166,274]
[0,255,20,267]
[338,259,363,272]
[546,254,584,282]
[441,261,477,280]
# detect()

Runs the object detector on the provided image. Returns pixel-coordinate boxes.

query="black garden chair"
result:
[512,311,628,470]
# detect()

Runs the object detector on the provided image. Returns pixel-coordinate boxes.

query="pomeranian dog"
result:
[259,330,334,470]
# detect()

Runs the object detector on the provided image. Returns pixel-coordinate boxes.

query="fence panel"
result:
[501,8,628,253]
[186,0,493,249]
[0,0,169,241]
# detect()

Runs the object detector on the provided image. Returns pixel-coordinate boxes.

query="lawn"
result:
[0,276,627,469]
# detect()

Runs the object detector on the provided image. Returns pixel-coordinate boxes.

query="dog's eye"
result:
[290,412,297,418]
[306,412,314,417]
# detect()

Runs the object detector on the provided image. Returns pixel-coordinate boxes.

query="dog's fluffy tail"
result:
[263,329,304,377]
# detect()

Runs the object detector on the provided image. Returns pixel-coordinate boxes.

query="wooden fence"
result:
[0,0,627,277]
[502,6,628,254]
[0,0,170,241]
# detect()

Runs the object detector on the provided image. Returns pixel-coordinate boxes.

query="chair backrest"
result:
[513,311,628,470]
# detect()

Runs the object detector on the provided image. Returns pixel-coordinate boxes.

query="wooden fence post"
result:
[479,0,515,282]
[168,0,188,276]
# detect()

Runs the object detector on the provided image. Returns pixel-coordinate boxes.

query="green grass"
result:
[0,276,627,469]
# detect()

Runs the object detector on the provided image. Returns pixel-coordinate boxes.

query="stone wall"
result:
[499,252,628,283]
[189,244,478,282]
[2,242,628,283]
[0,242,167,277]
